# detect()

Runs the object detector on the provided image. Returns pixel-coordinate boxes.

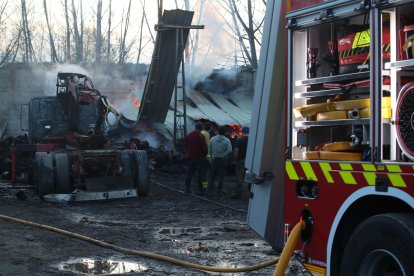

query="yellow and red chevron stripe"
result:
[303,263,326,276]
[286,161,412,188]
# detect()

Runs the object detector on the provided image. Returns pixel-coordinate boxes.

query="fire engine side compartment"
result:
[285,1,414,275]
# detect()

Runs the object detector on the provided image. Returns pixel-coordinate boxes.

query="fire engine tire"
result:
[54,153,70,193]
[132,150,150,196]
[121,150,133,176]
[339,213,414,276]
[34,152,46,193]
[37,153,55,197]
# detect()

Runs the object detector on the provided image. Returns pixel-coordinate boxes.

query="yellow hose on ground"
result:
[273,220,306,276]
[0,214,279,273]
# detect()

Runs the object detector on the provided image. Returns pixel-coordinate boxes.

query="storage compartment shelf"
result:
[295,118,370,127]
[295,72,370,86]
[295,86,370,98]
[385,59,414,69]
[295,118,390,127]
[295,86,390,98]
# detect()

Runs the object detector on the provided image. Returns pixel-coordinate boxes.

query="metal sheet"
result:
[205,93,251,125]
[186,90,240,125]
[138,9,194,124]
[74,189,138,201]
[164,91,253,129]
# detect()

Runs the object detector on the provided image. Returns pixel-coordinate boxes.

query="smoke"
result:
[29,63,146,121]
[192,67,252,95]
[192,3,235,69]
[30,63,91,96]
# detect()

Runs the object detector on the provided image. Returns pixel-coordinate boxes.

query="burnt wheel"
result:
[54,153,70,193]
[37,153,54,197]
[121,150,133,176]
[132,150,150,196]
[34,152,46,193]
[339,213,414,276]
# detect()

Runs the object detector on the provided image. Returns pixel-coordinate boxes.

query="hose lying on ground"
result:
[0,213,280,273]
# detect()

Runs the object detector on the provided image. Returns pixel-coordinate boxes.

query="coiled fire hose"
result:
[0,214,305,274]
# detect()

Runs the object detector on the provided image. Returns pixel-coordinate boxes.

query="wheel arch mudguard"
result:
[327,186,414,275]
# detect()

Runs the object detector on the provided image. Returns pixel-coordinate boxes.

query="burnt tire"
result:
[34,152,46,193]
[132,150,150,196]
[54,153,70,193]
[37,153,54,197]
[339,213,414,276]
[121,150,133,176]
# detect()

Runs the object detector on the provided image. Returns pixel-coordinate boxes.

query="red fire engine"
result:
[245,0,414,275]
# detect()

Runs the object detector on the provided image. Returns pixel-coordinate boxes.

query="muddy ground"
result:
[0,166,309,275]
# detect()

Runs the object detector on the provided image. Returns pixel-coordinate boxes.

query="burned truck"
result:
[18,72,150,200]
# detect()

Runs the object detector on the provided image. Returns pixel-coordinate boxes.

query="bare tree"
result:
[118,0,132,64]
[71,0,83,62]
[158,0,163,23]
[230,0,258,69]
[215,0,265,69]
[64,0,71,62]
[106,0,112,62]
[82,26,96,62]
[0,30,22,66]
[0,1,21,65]
[20,0,35,62]
[43,0,59,62]
[136,0,146,65]
[144,4,155,44]
[174,0,190,10]
[191,0,205,67]
[95,0,102,63]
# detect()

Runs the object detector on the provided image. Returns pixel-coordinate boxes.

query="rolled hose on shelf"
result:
[0,213,306,274]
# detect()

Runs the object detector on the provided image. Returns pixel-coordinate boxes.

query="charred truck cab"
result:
[22,73,150,201]
[246,0,414,275]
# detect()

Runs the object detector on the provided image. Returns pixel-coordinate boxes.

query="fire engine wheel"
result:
[54,153,70,193]
[37,153,55,197]
[120,150,133,176]
[132,150,150,196]
[339,213,414,276]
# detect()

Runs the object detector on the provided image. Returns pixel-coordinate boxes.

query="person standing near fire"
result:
[207,125,232,196]
[201,122,212,191]
[184,122,208,195]
[232,126,249,199]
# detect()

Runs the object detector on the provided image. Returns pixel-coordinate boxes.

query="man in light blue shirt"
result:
[207,125,232,196]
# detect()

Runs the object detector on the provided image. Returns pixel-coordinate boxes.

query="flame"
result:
[228,124,242,139]
[132,95,141,109]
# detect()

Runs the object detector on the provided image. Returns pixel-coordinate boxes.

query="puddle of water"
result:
[57,258,148,274]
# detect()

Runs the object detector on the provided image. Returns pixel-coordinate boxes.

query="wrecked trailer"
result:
[13,72,150,201]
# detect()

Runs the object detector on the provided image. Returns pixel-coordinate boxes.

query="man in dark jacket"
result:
[184,122,208,194]
[232,126,249,198]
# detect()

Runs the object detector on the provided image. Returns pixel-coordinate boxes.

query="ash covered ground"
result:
[0,166,310,275]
